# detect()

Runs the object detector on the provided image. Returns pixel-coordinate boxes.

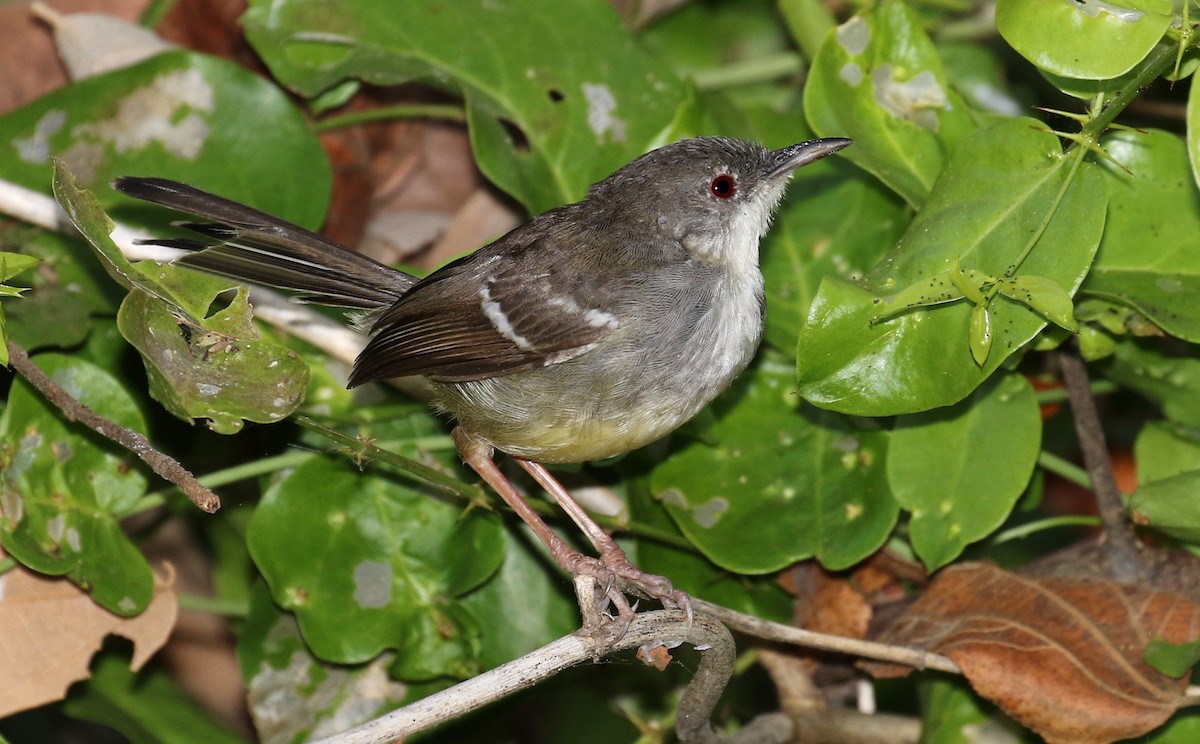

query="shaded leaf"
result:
[0,50,329,228]
[653,359,897,573]
[246,457,504,672]
[0,354,152,614]
[1135,422,1200,485]
[0,555,176,717]
[1128,471,1200,544]
[1082,130,1200,342]
[888,374,1041,571]
[63,651,246,744]
[1103,340,1200,428]
[237,583,430,744]
[242,0,697,214]
[870,563,1200,744]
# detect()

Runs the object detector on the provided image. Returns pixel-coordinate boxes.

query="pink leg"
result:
[453,429,636,627]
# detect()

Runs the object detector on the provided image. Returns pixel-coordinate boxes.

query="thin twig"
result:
[5,340,219,513]
[693,598,961,674]
[1058,342,1143,582]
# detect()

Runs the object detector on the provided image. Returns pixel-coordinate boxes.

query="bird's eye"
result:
[709,174,736,199]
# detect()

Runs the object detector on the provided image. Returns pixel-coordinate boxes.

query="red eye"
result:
[710,174,736,198]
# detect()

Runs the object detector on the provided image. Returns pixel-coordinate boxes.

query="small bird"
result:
[113,135,851,626]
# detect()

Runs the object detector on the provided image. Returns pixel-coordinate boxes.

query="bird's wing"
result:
[347,248,622,386]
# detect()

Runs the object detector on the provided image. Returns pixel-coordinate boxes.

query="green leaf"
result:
[116,289,309,434]
[997,274,1078,331]
[2,230,122,354]
[1135,422,1200,485]
[246,457,504,672]
[996,0,1173,80]
[1081,130,1200,343]
[762,161,906,354]
[0,51,329,227]
[1144,636,1200,679]
[237,583,433,743]
[0,252,38,283]
[631,476,793,621]
[968,303,992,366]
[460,524,579,670]
[803,1,978,207]
[652,359,897,573]
[1190,72,1200,191]
[0,354,152,615]
[888,374,1041,571]
[1128,470,1200,544]
[242,0,697,214]
[797,118,1106,416]
[54,161,311,434]
[1103,340,1200,427]
[63,652,247,744]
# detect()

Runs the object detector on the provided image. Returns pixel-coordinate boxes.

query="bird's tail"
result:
[112,177,415,310]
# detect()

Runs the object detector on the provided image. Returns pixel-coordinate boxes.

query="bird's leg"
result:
[515,457,692,624]
[453,428,636,630]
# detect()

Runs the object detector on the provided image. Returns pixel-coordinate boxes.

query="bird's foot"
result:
[558,544,693,639]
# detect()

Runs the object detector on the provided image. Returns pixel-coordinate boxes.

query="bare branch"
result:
[5,340,219,513]
[693,598,961,674]
[1058,343,1144,582]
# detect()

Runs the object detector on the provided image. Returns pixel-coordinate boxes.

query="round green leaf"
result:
[652,360,897,573]
[0,50,329,228]
[888,373,1041,571]
[804,1,977,207]
[0,354,152,615]
[1135,422,1200,485]
[997,0,1172,80]
[1082,130,1200,342]
[1128,471,1200,544]
[797,118,1106,416]
[247,457,504,671]
[242,0,696,214]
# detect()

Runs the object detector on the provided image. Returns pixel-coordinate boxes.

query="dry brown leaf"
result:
[0,555,177,717]
[869,562,1200,744]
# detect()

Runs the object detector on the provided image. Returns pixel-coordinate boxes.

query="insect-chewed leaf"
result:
[998,274,1078,331]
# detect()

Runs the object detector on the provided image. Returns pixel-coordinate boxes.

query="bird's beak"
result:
[768,138,853,180]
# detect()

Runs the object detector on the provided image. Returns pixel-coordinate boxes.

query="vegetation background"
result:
[0,0,1199,742]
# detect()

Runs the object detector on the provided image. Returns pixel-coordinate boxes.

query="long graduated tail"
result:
[112,177,414,310]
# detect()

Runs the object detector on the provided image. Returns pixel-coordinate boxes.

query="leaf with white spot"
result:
[803,2,977,207]
[241,0,699,213]
[887,374,1041,571]
[652,359,897,573]
[246,457,504,672]
[0,354,153,615]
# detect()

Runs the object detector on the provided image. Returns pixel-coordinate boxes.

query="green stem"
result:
[314,104,467,133]
[1084,41,1180,139]
[138,0,177,27]
[992,515,1101,544]
[1035,379,1118,405]
[778,0,835,63]
[177,594,250,618]
[119,450,317,517]
[691,53,805,91]
[1038,450,1092,489]
[0,555,15,576]
[294,416,695,550]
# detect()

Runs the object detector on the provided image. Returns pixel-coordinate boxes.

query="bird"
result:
[113,135,852,627]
